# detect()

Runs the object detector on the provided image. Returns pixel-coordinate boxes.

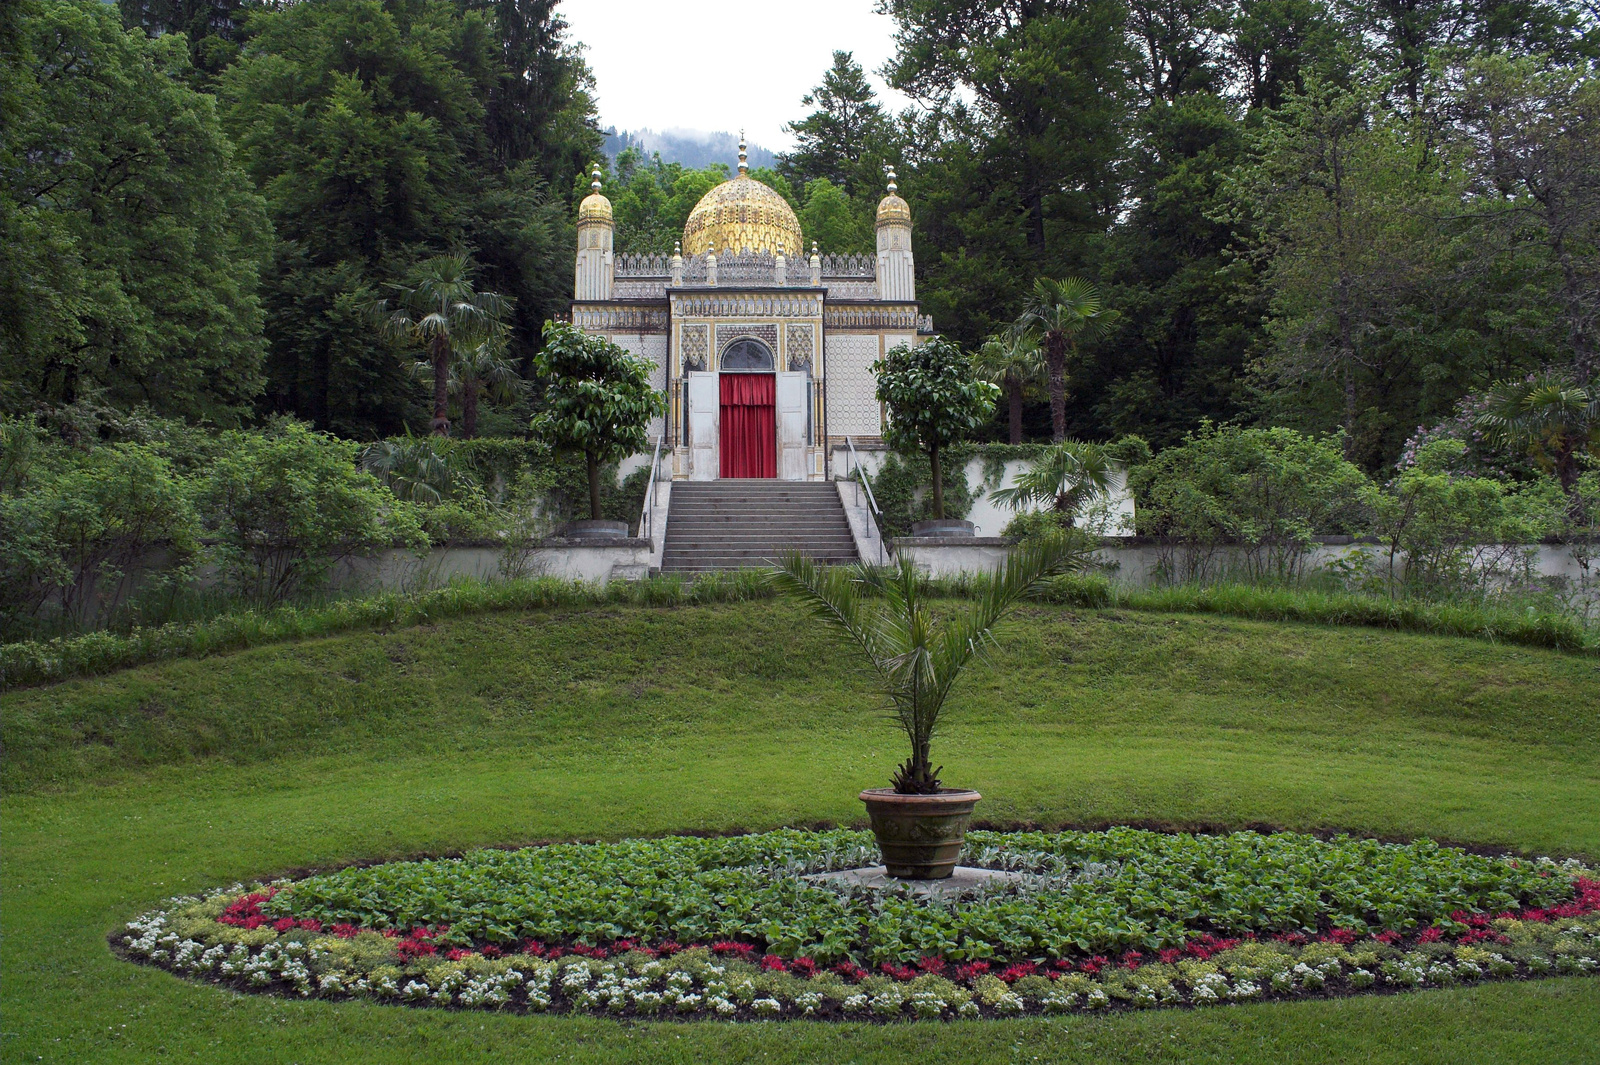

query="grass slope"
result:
[4,601,1600,1063]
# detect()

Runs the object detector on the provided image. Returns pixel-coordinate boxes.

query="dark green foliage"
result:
[268,827,1574,960]
[216,0,592,437]
[0,0,269,425]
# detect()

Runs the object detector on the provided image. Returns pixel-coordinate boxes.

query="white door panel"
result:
[776,372,807,481]
[687,372,718,481]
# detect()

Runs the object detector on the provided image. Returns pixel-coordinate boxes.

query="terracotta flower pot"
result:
[858,788,982,879]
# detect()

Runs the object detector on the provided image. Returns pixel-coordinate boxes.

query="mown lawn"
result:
[4,601,1599,1063]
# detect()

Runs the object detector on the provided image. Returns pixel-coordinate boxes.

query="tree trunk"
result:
[586,450,602,521]
[1045,333,1068,442]
[929,444,944,520]
[462,379,479,439]
[431,336,451,437]
[1007,377,1023,444]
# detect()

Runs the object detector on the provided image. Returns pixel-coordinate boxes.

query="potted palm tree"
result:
[773,534,1088,878]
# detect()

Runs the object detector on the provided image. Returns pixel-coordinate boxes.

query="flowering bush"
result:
[114,829,1600,1021]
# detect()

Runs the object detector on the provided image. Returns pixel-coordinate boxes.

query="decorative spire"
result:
[738,130,748,177]
[811,240,820,258]
[886,166,898,195]
[591,164,603,194]
[673,240,682,258]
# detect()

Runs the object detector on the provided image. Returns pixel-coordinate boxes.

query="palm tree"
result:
[360,436,453,505]
[1478,372,1598,495]
[989,439,1113,523]
[771,534,1090,794]
[1018,277,1120,442]
[412,333,524,439]
[972,327,1045,444]
[375,255,509,437]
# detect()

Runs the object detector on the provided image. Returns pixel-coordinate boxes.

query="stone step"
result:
[661,478,858,572]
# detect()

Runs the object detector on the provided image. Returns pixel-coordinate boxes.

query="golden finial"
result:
[591,164,603,194]
[886,167,898,195]
[738,130,748,177]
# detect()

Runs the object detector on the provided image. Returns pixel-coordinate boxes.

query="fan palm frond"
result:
[773,533,1091,793]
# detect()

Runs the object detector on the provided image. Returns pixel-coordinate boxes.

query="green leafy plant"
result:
[874,337,998,521]
[772,535,1088,793]
[530,321,664,522]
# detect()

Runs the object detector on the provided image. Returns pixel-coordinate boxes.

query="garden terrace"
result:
[5,600,1600,1061]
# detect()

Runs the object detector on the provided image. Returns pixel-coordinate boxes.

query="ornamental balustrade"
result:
[609,251,879,288]
[819,253,875,278]
[571,305,670,332]
[823,305,921,331]
[673,294,822,318]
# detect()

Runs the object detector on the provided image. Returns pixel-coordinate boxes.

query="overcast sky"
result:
[560,0,910,152]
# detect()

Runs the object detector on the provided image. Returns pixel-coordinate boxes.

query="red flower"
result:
[273,918,297,933]
[998,962,1037,983]
[1416,927,1444,944]
[789,957,819,978]
[880,962,917,981]
[760,954,788,972]
[331,924,361,939]
[1372,930,1402,945]
[656,941,683,956]
[297,919,322,932]
[1157,948,1182,964]
[953,961,990,982]
[711,940,755,957]
[833,960,867,982]
[1322,928,1359,945]
[1120,951,1144,970]
[1078,955,1108,975]
[916,956,947,975]
[522,940,547,957]
[445,948,474,961]
[481,945,502,959]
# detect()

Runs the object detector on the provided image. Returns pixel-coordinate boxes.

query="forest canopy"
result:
[2,0,1598,472]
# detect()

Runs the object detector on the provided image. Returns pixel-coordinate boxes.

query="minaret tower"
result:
[875,167,915,302]
[575,164,613,300]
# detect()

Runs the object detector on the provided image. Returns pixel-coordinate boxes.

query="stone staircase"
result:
[660,480,859,573]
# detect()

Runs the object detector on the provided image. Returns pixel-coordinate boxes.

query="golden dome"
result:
[578,164,612,226]
[876,168,911,227]
[682,176,803,256]
[680,133,801,256]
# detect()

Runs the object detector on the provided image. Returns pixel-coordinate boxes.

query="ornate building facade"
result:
[572,137,931,480]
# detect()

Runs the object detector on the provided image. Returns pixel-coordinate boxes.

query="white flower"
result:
[752,997,782,1016]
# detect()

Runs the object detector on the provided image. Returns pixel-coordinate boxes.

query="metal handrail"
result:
[846,436,883,522]
[638,435,664,541]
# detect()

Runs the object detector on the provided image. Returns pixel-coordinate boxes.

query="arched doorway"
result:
[719,339,776,478]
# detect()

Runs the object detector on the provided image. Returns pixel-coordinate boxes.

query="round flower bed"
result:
[117,828,1600,1020]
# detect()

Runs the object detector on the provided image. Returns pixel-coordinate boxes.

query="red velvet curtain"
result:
[720,373,776,478]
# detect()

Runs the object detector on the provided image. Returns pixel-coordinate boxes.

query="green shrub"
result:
[0,441,200,638]
[200,422,426,605]
[1129,424,1372,582]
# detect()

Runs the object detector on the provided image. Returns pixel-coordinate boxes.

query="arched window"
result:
[720,338,774,371]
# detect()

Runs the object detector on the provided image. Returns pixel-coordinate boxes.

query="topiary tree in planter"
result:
[873,337,998,522]
[530,321,664,523]
[772,534,1089,877]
